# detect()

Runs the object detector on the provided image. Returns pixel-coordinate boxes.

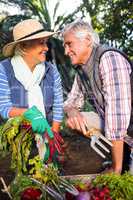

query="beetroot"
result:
[21,187,42,200]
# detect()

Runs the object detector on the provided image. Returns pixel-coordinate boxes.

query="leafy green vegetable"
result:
[92,172,133,200]
[0,117,78,199]
[0,117,33,175]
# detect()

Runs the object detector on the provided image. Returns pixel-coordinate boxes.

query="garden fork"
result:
[85,128,113,158]
[81,112,112,158]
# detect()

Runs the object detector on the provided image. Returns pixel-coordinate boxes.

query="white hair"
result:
[62,20,100,46]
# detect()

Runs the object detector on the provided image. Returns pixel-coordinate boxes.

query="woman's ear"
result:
[20,42,27,49]
[17,42,28,55]
[18,43,25,51]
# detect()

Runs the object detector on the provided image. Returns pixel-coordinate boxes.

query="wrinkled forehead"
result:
[63,31,74,46]
[63,29,89,45]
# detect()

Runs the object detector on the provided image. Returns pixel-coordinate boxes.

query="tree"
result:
[0,0,81,93]
[79,0,133,57]
[1,0,132,94]
[0,15,29,59]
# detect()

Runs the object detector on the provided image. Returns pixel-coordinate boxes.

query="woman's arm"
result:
[0,63,13,118]
[52,121,61,133]
[8,107,27,117]
[0,63,27,118]
[52,64,63,131]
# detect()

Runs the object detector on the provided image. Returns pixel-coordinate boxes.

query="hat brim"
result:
[3,31,56,57]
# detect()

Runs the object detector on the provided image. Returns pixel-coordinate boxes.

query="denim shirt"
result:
[1,58,54,122]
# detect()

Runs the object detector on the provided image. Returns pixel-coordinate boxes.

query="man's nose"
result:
[64,46,69,55]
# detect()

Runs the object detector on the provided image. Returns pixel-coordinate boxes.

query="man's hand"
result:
[66,108,88,135]
[66,110,102,136]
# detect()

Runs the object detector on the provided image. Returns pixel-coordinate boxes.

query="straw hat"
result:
[3,19,56,57]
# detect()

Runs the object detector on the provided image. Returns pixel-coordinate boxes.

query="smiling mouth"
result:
[69,54,74,58]
[40,52,46,56]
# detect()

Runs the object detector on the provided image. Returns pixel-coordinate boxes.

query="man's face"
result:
[63,31,92,65]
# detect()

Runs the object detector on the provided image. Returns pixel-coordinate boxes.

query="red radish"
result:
[21,187,42,200]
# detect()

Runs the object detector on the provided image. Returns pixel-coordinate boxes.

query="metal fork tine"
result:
[90,136,106,158]
[91,142,106,158]
[95,139,110,153]
[99,134,113,146]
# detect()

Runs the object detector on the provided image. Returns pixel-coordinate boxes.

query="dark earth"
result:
[0,130,114,200]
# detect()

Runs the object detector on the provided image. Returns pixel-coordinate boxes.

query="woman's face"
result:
[22,38,49,65]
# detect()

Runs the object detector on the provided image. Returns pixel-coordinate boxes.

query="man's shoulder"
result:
[96,45,122,59]
[96,45,132,67]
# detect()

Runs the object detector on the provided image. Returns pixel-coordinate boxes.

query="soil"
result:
[0,131,110,200]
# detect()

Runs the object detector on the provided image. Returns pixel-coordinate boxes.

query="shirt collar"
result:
[82,45,98,74]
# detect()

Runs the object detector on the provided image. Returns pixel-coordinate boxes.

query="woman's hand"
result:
[52,121,61,133]
[23,106,53,138]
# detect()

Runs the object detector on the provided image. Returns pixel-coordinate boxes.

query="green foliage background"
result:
[0,0,132,95]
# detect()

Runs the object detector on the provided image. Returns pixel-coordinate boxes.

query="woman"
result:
[0,19,64,162]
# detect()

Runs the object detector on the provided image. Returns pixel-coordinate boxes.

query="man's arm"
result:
[112,140,124,173]
[64,75,90,134]
[100,51,131,173]
[64,75,84,114]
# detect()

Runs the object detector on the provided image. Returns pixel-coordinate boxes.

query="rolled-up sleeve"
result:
[64,75,84,111]
[0,63,12,119]
[99,51,131,140]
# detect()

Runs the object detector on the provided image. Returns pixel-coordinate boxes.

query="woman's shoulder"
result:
[0,58,11,67]
[45,61,58,72]
[0,58,13,75]
[45,61,56,68]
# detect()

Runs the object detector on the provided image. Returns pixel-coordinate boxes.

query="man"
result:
[62,20,132,174]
